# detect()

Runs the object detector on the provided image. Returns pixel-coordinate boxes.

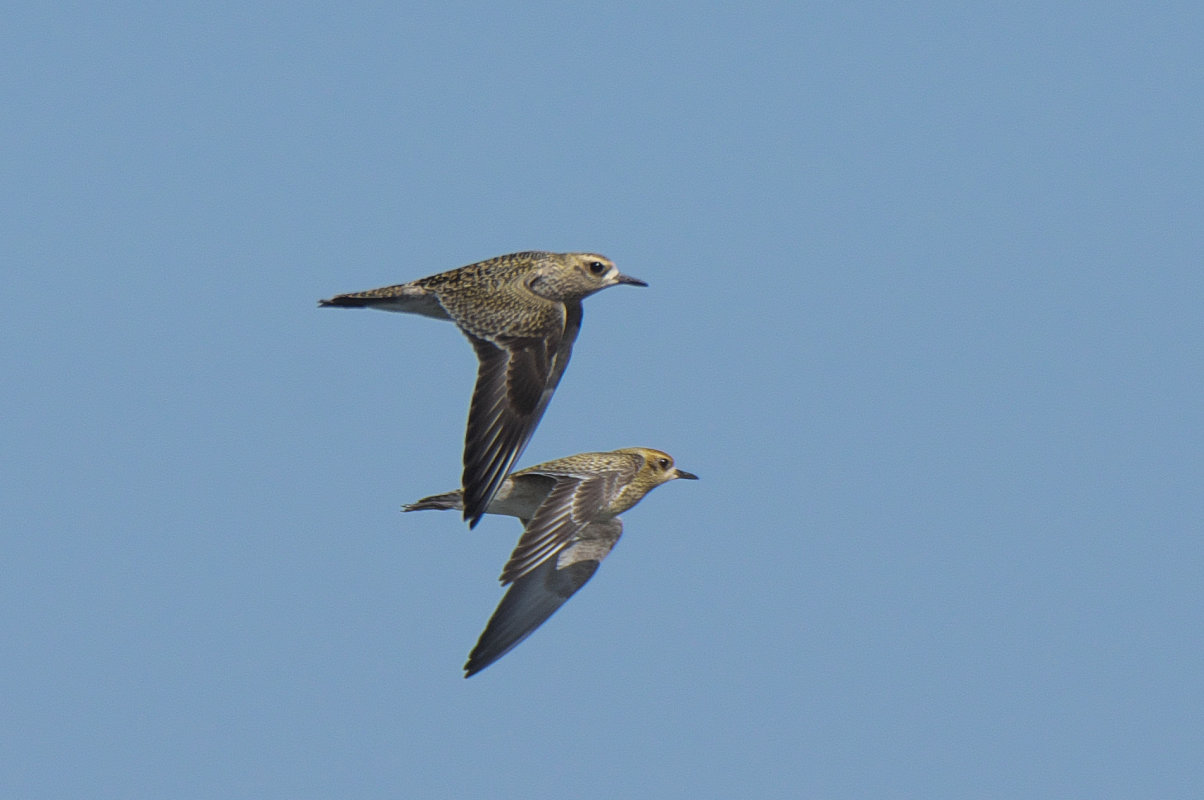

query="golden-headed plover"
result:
[321,251,646,527]
[404,447,697,677]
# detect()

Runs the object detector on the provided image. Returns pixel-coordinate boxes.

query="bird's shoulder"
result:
[423,261,565,339]
[515,451,644,482]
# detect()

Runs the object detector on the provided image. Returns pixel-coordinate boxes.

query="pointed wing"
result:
[459,303,583,527]
[463,518,623,677]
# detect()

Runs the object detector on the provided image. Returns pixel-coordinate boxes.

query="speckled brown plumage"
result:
[404,447,698,677]
[321,251,647,527]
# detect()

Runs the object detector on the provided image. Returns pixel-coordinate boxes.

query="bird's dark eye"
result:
[588,261,606,275]
[658,458,671,470]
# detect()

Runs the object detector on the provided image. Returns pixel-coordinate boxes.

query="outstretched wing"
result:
[463,518,623,677]
[495,461,632,584]
[459,303,582,527]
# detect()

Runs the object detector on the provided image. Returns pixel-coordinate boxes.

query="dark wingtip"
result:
[464,649,495,677]
[461,470,504,529]
[464,649,488,677]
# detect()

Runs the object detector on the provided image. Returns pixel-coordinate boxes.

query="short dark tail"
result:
[318,294,374,307]
[402,491,463,512]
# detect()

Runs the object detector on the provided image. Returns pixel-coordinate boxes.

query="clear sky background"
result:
[4,3,1202,798]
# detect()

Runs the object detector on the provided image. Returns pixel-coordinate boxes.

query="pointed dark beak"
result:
[616,273,648,287]
[675,469,699,480]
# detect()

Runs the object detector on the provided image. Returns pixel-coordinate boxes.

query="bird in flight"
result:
[320,251,646,527]
[404,447,698,677]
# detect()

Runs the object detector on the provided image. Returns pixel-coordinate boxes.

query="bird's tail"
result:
[318,294,377,307]
[402,490,464,512]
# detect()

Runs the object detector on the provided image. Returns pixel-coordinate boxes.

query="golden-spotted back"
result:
[321,252,647,527]
[404,447,697,677]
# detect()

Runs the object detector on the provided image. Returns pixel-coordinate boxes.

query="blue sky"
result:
[4,2,1202,797]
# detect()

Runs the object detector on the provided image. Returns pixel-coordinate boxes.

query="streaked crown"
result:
[525,253,647,301]
[609,447,698,513]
